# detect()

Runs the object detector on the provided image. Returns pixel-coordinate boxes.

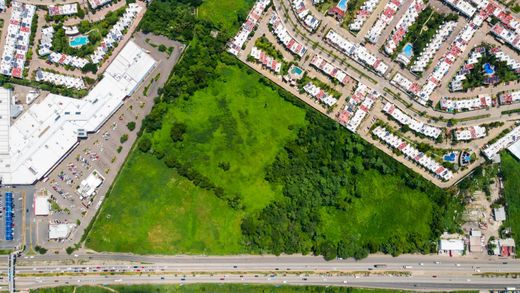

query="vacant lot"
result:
[86,64,307,254]
[85,152,244,254]
[501,152,520,245]
[153,65,307,211]
[198,0,255,33]
[321,171,434,248]
[86,0,461,257]
[87,62,458,256]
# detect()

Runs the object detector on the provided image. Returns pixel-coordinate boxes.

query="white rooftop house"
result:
[48,52,89,69]
[390,73,421,101]
[454,125,487,141]
[0,41,156,186]
[291,0,321,32]
[88,0,112,9]
[227,0,271,56]
[499,90,520,105]
[0,2,36,79]
[310,54,351,85]
[365,0,404,44]
[302,82,338,108]
[345,85,377,133]
[419,12,486,102]
[411,21,457,73]
[336,83,378,132]
[269,12,307,57]
[48,3,78,16]
[483,125,520,160]
[349,0,381,31]
[372,126,453,181]
[444,0,477,18]
[38,26,55,57]
[384,0,425,56]
[249,47,283,74]
[440,95,492,112]
[35,70,86,90]
[382,102,442,139]
[326,30,388,76]
[491,24,520,52]
[64,26,80,36]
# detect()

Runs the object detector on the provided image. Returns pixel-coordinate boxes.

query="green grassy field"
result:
[152,65,307,212]
[501,152,520,245]
[87,62,458,255]
[198,0,255,33]
[85,152,244,254]
[320,171,433,246]
[86,64,307,253]
[86,0,461,256]
[30,284,421,293]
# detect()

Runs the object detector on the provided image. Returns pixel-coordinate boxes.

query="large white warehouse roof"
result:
[1,40,156,185]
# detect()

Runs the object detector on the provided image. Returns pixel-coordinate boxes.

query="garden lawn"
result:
[320,171,433,247]
[198,0,255,33]
[86,64,307,253]
[501,152,520,245]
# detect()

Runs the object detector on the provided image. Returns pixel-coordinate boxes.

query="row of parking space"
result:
[0,189,24,249]
[5,192,13,241]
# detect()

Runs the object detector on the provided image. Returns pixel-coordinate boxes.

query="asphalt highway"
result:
[8,270,520,291]
[1,253,519,290]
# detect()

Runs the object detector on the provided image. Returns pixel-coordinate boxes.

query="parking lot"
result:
[0,187,34,251]
[25,32,185,251]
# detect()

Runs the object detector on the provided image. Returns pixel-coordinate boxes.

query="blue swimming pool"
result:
[483,63,495,75]
[69,35,89,48]
[402,43,414,58]
[443,152,457,162]
[462,153,471,163]
[291,66,303,75]
[337,0,349,12]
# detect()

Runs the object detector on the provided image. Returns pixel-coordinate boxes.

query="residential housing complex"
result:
[48,4,78,17]
[228,0,520,189]
[454,125,487,141]
[0,2,36,78]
